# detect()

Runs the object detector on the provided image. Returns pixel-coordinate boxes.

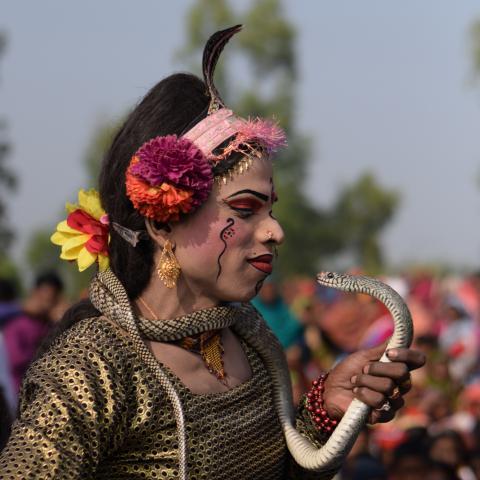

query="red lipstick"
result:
[247,254,273,274]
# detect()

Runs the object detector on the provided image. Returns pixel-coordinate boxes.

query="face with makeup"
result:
[169,156,284,304]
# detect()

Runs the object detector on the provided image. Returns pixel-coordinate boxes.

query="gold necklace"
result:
[137,297,227,385]
[138,296,159,319]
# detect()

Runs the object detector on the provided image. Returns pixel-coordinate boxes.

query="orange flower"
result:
[125,169,194,222]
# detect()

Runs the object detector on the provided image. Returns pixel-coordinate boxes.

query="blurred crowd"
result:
[253,270,480,480]
[0,272,68,449]
[2,269,480,478]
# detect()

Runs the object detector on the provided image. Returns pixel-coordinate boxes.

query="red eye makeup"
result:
[223,189,270,218]
[226,198,263,212]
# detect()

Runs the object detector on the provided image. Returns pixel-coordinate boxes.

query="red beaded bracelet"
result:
[306,373,338,435]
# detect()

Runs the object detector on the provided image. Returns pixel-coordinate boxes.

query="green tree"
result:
[84,118,123,186]
[471,19,480,80]
[332,173,399,273]
[0,33,17,252]
[180,0,348,275]
[0,32,21,285]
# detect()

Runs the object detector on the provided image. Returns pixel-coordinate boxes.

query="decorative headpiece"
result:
[125,25,287,225]
[52,25,286,272]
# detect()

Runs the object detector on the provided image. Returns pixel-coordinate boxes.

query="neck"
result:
[136,275,218,320]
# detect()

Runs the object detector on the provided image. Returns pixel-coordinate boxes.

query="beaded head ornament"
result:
[52,25,287,271]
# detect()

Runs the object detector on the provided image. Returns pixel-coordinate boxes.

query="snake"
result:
[278,271,414,470]
[91,269,413,477]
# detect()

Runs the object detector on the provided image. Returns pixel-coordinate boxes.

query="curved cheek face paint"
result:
[217,218,235,280]
[222,226,235,240]
[215,216,252,281]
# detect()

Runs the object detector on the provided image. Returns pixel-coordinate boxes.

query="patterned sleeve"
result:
[0,336,127,479]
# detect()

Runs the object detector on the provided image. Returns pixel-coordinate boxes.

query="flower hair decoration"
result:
[51,189,109,272]
[125,25,287,224]
[125,135,214,223]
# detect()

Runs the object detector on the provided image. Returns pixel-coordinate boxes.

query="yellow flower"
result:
[65,188,105,218]
[51,189,110,272]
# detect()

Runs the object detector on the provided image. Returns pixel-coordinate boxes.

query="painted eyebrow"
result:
[226,189,269,202]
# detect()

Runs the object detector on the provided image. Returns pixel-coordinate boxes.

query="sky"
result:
[1,1,480,270]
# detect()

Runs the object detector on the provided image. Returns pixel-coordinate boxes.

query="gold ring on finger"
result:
[389,386,401,401]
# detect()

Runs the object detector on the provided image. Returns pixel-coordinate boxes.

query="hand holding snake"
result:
[324,340,425,425]
[316,271,424,427]
[280,272,425,470]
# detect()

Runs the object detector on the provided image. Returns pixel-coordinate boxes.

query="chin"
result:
[217,285,258,304]
[236,291,257,303]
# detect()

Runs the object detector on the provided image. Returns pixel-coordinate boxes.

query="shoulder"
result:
[51,315,132,353]
[25,316,136,390]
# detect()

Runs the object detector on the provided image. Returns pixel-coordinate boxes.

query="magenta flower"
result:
[130,135,214,208]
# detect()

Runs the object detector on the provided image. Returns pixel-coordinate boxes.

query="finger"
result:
[386,348,426,370]
[351,374,396,396]
[369,397,405,424]
[397,375,412,394]
[362,363,413,395]
[363,361,410,383]
[359,340,389,362]
[369,408,395,424]
[353,386,386,410]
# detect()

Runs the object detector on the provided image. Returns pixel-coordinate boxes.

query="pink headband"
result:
[183,109,241,157]
[183,108,237,157]
[183,108,286,161]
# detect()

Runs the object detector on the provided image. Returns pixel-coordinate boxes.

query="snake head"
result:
[317,272,344,287]
[317,271,385,296]
[316,271,364,294]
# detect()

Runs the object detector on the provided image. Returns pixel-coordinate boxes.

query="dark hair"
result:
[47,73,211,341]
[429,430,469,466]
[34,271,64,293]
[428,461,460,480]
[100,73,210,299]
[0,278,17,302]
[391,438,429,465]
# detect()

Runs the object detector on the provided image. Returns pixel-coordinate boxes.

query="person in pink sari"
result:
[2,272,63,393]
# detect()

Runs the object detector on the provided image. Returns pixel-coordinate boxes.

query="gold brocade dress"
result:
[0,272,336,480]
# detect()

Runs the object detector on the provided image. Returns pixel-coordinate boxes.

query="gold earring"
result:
[157,240,181,288]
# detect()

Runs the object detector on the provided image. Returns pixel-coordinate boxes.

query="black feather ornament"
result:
[202,24,242,114]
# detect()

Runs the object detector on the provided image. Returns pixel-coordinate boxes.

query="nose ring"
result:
[266,230,274,241]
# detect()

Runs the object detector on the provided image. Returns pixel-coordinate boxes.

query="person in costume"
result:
[0,26,424,479]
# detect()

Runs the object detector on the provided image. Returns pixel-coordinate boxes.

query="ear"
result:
[145,219,173,250]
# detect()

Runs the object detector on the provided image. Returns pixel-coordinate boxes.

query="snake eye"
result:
[327,272,334,279]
